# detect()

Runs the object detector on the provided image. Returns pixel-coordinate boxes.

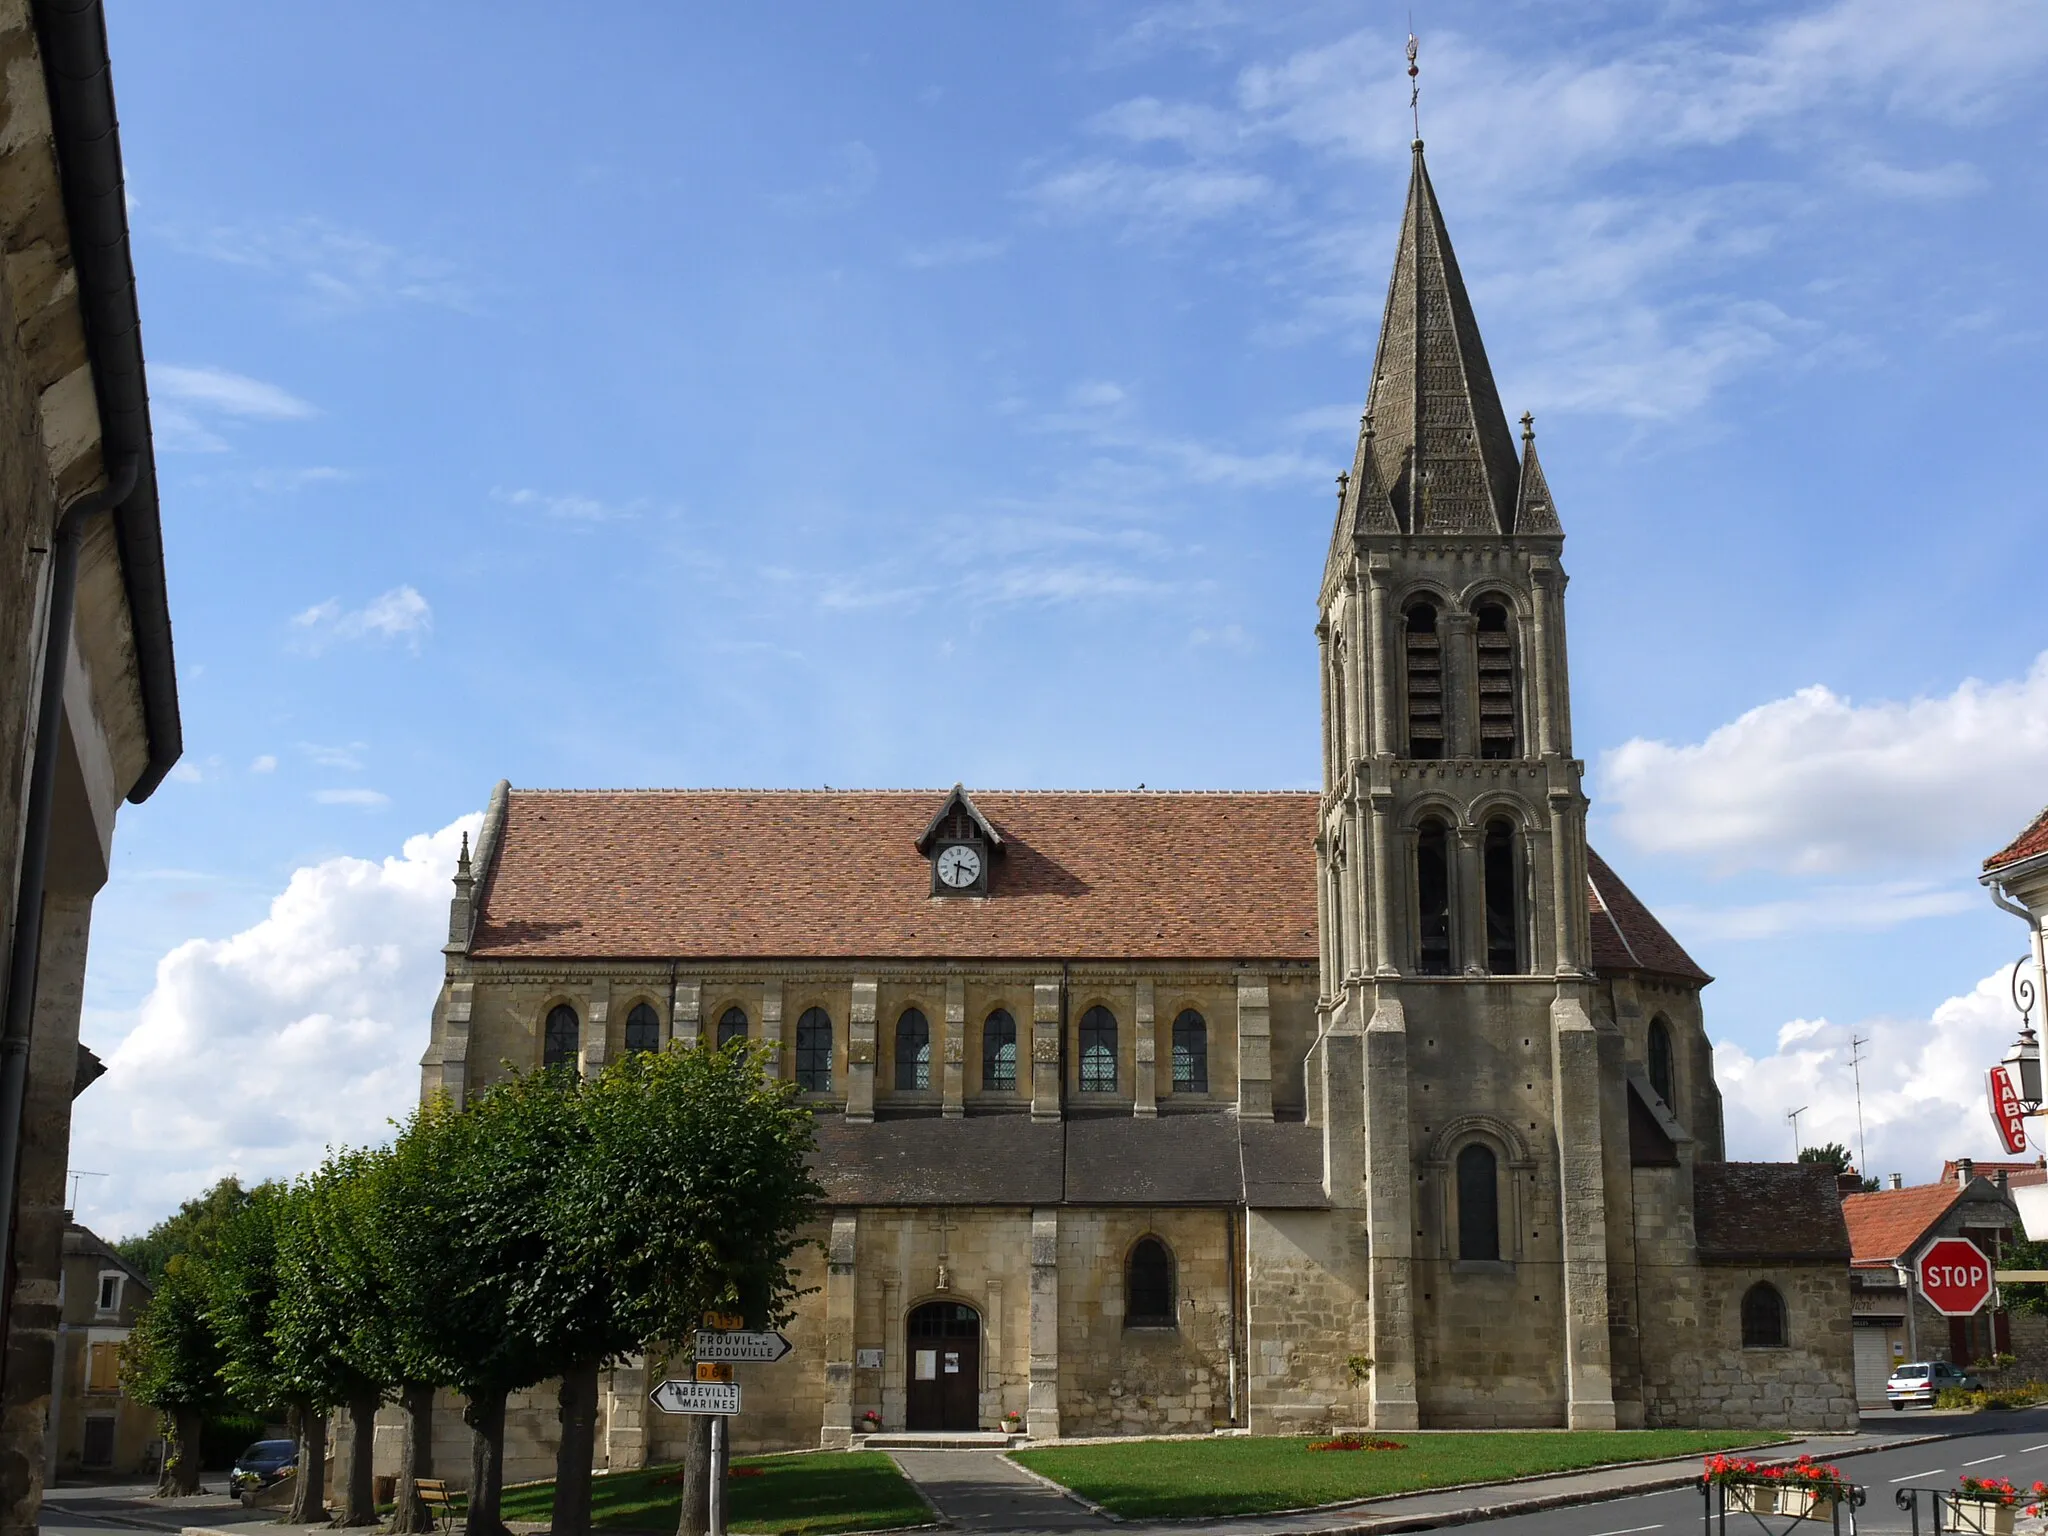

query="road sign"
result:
[1918,1237,1994,1317]
[696,1361,734,1383]
[696,1329,793,1363]
[651,1379,742,1415]
[1990,1065,2028,1155]
[703,1310,745,1330]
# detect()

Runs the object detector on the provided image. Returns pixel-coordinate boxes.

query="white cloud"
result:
[1717,961,2037,1184]
[1601,653,2048,877]
[291,586,433,652]
[902,236,1006,270]
[70,817,478,1238]
[1658,881,1977,942]
[492,487,639,523]
[313,788,390,808]
[250,755,278,775]
[160,215,473,312]
[1026,160,1273,233]
[152,365,316,453]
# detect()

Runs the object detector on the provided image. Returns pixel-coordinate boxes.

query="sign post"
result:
[649,1316,799,1536]
[709,1416,725,1536]
[1917,1237,1994,1318]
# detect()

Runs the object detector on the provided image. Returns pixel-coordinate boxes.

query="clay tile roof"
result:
[1694,1163,1852,1263]
[1941,1159,2045,1185]
[1841,1183,1962,1267]
[1986,806,2048,873]
[469,788,1709,979]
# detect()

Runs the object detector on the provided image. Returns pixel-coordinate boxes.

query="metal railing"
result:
[1895,1486,2029,1536]
[1702,1477,1867,1536]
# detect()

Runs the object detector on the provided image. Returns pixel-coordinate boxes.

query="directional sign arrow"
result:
[696,1329,793,1363]
[650,1379,742,1415]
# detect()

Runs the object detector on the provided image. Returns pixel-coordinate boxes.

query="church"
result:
[416,141,1856,1469]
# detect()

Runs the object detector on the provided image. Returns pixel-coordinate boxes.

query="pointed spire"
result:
[1513,411,1562,536]
[1361,141,1521,536]
[457,830,472,879]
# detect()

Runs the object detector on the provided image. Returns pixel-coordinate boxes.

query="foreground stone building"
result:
[0,2,179,1529]
[415,140,1854,1473]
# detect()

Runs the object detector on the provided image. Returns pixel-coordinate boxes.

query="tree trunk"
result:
[388,1382,435,1534]
[158,1406,203,1496]
[463,1388,509,1536]
[673,1415,711,1536]
[552,1361,601,1536]
[335,1387,381,1525]
[287,1402,328,1524]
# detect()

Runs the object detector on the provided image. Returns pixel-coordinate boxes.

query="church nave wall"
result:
[1243,1208,1372,1433]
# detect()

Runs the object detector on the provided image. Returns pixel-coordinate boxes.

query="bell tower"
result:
[1312,139,1615,1432]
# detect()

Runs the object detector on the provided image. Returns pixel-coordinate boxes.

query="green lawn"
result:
[494,1451,931,1535]
[1011,1430,1789,1520]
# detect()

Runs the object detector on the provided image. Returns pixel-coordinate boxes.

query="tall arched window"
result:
[1648,1018,1675,1106]
[1079,1005,1118,1093]
[1456,1142,1500,1261]
[1741,1282,1788,1348]
[1330,634,1349,760]
[1474,600,1518,759]
[1172,1010,1208,1093]
[983,1009,1017,1091]
[717,1005,748,1048]
[624,1002,660,1055]
[796,1008,833,1093]
[543,1004,580,1071]
[1483,817,1522,975]
[1416,818,1453,975]
[1404,602,1444,759]
[895,1008,931,1091]
[1126,1237,1175,1327]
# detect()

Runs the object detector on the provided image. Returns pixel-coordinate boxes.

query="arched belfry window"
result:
[543,1004,579,1071]
[1126,1238,1175,1327]
[1648,1018,1675,1107]
[1482,817,1522,975]
[983,1009,1018,1091]
[1172,1010,1208,1093]
[624,1002,660,1055]
[1404,602,1445,759]
[796,1008,833,1092]
[1456,1142,1500,1261]
[1741,1282,1788,1348]
[717,1006,748,1048]
[1079,1006,1118,1093]
[1475,600,1519,759]
[895,1008,932,1091]
[1416,818,1453,975]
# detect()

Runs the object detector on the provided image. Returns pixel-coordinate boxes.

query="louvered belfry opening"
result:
[1404,602,1444,758]
[1416,818,1453,975]
[1475,601,1517,759]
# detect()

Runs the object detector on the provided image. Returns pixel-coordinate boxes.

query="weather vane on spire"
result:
[1407,25,1421,141]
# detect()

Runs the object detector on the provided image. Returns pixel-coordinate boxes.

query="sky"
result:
[68,0,2048,1237]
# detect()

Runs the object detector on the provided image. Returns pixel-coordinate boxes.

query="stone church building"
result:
[415,141,1855,1468]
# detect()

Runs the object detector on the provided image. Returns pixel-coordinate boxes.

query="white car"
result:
[1887,1360,1980,1408]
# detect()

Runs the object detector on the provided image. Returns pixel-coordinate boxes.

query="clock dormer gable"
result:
[918,783,1003,898]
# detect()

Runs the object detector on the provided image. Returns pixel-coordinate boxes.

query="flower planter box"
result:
[1777,1489,1842,1522]
[1724,1484,1781,1516]
[1953,1499,2017,1536]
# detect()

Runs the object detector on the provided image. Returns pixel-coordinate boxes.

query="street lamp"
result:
[2005,961,2042,1112]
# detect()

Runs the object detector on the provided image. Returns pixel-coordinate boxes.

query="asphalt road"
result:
[1473,1409,2048,1536]
[38,1480,271,1536]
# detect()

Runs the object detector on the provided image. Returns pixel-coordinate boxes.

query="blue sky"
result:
[72,0,2048,1233]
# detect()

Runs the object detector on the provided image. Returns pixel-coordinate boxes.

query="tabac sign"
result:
[1990,1064,2028,1157]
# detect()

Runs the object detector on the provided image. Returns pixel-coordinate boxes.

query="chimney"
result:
[1890,1173,1905,1190]
[1998,1170,2011,1193]
[1837,1172,1863,1198]
[1958,1157,1975,1187]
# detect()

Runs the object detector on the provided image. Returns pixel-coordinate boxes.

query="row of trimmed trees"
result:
[122,1043,821,1536]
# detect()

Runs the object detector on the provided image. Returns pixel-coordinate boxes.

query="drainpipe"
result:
[0,456,138,1370]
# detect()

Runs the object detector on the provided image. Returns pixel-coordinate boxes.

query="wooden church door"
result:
[905,1301,980,1431]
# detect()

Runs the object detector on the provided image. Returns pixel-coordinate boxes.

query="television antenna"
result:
[1848,1035,1869,1178]
[1787,1105,1808,1160]
[67,1170,106,1209]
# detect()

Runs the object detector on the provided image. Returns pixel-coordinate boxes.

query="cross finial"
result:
[457,830,471,877]
[1520,410,1535,444]
[1407,27,1421,142]
[1336,470,1351,504]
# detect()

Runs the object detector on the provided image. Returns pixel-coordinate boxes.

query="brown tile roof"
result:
[1841,1183,1962,1267]
[1941,1159,2047,1185]
[1693,1162,1852,1263]
[469,788,1708,980]
[1986,807,2048,873]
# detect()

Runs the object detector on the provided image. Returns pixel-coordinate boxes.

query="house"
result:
[45,1225,155,1478]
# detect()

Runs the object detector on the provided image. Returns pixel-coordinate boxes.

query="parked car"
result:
[227,1439,297,1495]
[1886,1360,1981,1409]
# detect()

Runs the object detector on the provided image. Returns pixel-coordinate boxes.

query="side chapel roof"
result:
[1693,1163,1852,1263]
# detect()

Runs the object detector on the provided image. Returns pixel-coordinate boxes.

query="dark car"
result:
[228,1439,296,1495]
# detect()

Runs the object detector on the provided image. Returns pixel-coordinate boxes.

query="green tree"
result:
[120,1254,230,1495]
[114,1177,260,1288]
[1798,1142,1854,1173]
[2001,1233,2048,1316]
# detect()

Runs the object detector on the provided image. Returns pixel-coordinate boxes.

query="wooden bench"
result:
[414,1478,458,1534]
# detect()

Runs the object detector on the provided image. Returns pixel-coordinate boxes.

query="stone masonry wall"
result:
[1642,1261,1857,1430]
[1245,1208,1371,1433]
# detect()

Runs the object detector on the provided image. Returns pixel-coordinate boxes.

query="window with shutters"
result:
[982,1010,1017,1091]
[1172,1010,1208,1093]
[1474,600,1519,759]
[717,1005,748,1048]
[543,1004,579,1070]
[796,1008,833,1092]
[1079,1005,1118,1093]
[1483,817,1522,974]
[624,1002,660,1054]
[1404,602,1445,758]
[1741,1282,1788,1348]
[85,1342,120,1393]
[1416,818,1453,975]
[895,1008,932,1091]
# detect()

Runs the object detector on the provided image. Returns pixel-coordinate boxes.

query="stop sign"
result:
[1918,1237,1994,1317]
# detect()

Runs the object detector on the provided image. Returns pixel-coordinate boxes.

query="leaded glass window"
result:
[1172,1010,1207,1093]
[543,1004,579,1071]
[1079,1005,1117,1093]
[983,1009,1017,1091]
[624,1002,660,1054]
[895,1008,931,1091]
[796,1007,833,1093]
[717,1005,748,1048]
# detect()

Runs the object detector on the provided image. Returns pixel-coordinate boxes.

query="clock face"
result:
[936,844,982,889]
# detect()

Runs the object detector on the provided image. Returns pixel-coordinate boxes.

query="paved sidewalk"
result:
[893,1450,1106,1530]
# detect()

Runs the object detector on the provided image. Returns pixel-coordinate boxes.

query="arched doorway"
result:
[905,1301,980,1431]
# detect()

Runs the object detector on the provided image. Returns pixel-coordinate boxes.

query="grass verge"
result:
[493,1451,931,1535]
[1011,1429,1791,1519]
